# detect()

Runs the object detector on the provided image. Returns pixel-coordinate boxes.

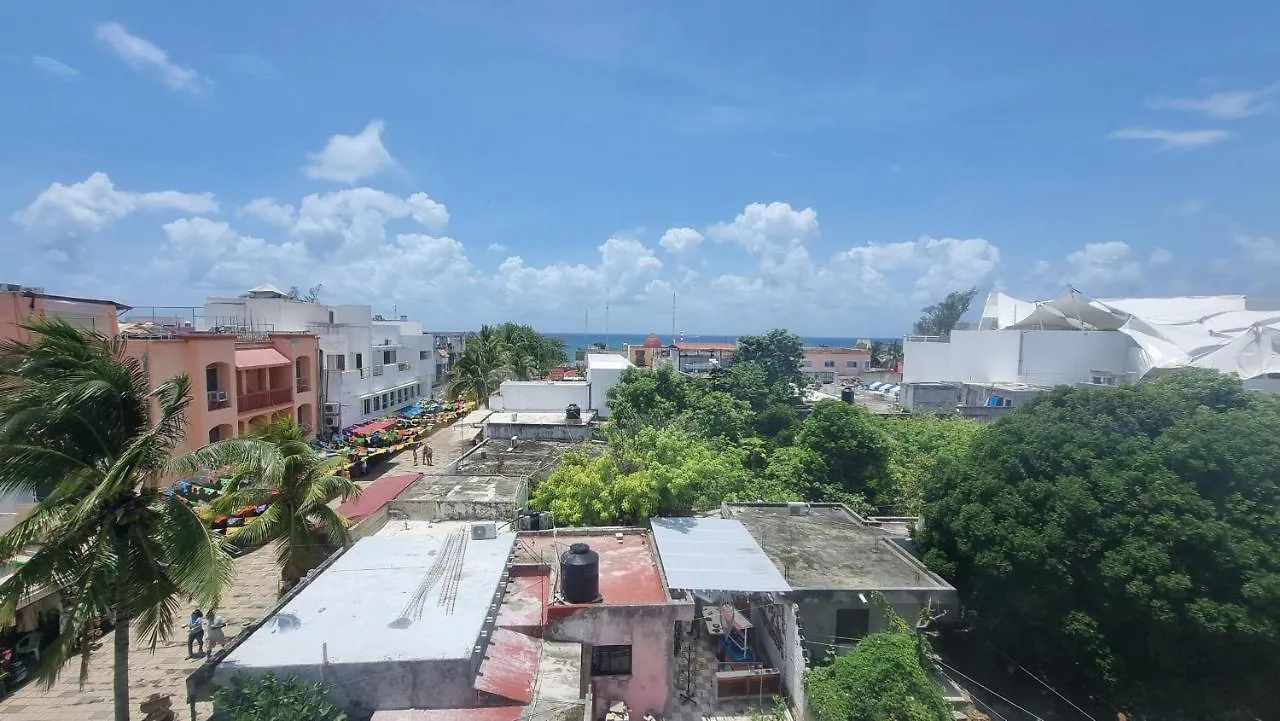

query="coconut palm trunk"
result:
[0,319,234,721]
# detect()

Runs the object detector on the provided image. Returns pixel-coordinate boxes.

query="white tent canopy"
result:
[984,290,1280,379]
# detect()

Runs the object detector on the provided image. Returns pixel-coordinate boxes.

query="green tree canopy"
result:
[880,416,980,514]
[735,329,804,392]
[0,320,233,721]
[212,672,347,721]
[912,287,978,337]
[178,416,360,592]
[917,369,1280,697]
[796,400,890,501]
[806,599,951,721]
[606,365,692,432]
[530,426,794,525]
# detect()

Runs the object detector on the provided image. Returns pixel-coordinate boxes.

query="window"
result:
[420,350,429,360]
[1091,374,1116,386]
[823,360,835,368]
[846,360,858,368]
[835,609,870,644]
[354,353,363,370]
[591,645,632,676]
[382,393,390,407]
[363,399,371,415]
[205,366,220,392]
[328,310,335,324]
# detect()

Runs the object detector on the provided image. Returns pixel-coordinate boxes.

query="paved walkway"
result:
[0,414,481,721]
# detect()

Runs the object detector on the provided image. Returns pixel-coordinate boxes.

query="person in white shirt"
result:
[204,611,229,656]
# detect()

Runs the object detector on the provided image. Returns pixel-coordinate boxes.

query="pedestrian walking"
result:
[423,443,433,466]
[185,609,205,657]
[411,442,419,465]
[204,610,229,656]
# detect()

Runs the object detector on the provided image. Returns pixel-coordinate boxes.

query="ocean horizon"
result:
[547,332,895,352]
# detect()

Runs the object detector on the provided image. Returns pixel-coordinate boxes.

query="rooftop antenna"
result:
[671,291,677,343]
[583,309,589,354]
[604,291,610,350]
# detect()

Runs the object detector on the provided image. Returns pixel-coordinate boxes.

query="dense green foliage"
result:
[212,672,347,721]
[806,600,951,721]
[881,416,981,514]
[446,323,565,405]
[0,320,233,721]
[917,369,1280,695]
[912,287,978,337]
[735,329,805,391]
[179,417,360,591]
[530,425,795,525]
[531,331,927,522]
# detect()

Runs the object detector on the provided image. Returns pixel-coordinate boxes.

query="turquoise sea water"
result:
[547,332,893,353]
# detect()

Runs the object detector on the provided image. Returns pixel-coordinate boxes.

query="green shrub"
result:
[212,672,347,721]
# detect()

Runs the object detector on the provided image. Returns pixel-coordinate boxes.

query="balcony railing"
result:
[237,387,293,414]
[296,378,311,392]
[207,390,231,411]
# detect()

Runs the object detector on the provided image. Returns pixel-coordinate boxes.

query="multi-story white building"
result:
[203,285,438,434]
[902,289,1280,418]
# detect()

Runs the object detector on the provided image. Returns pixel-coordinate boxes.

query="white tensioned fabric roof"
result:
[983,290,1280,379]
[650,517,792,592]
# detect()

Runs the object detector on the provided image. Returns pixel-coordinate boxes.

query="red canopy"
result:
[351,418,397,436]
[337,472,421,520]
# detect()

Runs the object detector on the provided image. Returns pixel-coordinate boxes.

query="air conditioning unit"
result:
[471,521,498,540]
[322,415,341,429]
[322,403,340,414]
[787,501,811,516]
[207,390,228,403]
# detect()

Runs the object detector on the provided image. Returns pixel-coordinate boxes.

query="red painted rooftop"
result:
[519,531,669,606]
[336,472,421,520]
[371,707,524,721]
[474,628,540,704]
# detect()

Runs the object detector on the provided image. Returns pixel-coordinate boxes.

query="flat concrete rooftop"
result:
[452,438,574,476]
[398,474,526,503]
[485,411,596,425]
[725,504,951,590]
[219,531,515,669]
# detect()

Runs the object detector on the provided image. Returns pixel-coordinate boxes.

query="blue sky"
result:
[3,1,1279,336]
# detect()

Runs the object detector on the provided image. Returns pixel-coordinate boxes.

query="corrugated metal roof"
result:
[650,517,792,592]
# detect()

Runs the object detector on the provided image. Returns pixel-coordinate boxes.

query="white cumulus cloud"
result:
[659,227,703,254]
[94,22,205,92]
[1065,241,1144,286]
[304,120,398,183]
[12,172,218,235]
[239,197,297,226]
[709,201,819,253]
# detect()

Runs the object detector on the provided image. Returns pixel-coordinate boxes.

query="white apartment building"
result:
[203,285,437,433]
[903,289,1280,418]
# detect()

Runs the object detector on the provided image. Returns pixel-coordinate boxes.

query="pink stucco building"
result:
[0,285,319,462]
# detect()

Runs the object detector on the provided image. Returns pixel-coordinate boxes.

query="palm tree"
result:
[445,333,511,407]
[0,319,233,721]
[179,416,359,593]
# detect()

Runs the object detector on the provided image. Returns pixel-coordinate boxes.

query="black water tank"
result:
[840,386,854,403]
[560,542,600,603]
[566,403,582,420]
